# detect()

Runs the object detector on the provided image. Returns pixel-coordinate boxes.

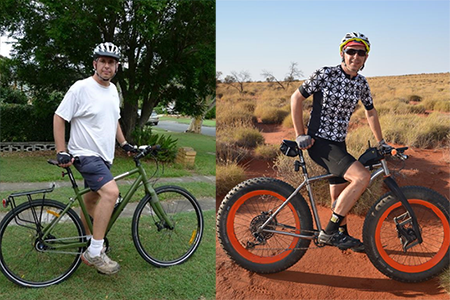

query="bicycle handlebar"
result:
[134,144,161,161]
[381,146,409,161]
[47,144,162,168]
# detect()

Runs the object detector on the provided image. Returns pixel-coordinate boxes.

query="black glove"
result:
[57,151,73,165]
[377,139,392,153]
[296,135,313,149]
[121,143,138,153]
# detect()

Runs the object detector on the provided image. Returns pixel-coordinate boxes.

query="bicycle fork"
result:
[383,176,423,250]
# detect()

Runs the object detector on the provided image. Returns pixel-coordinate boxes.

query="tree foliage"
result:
[0,0,215,141]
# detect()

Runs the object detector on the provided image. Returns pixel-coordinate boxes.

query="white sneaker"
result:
[81,250,120,275]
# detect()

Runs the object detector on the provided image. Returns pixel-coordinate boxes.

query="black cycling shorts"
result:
[73,156,114,192]
[307,137,356,185]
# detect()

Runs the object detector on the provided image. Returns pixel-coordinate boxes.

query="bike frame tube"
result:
[41,158,174,249]
[258,159,389,238]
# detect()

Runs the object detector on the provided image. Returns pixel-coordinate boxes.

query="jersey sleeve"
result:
[299,67,327,98]
[55,83,79,122]
[360,78,374,110]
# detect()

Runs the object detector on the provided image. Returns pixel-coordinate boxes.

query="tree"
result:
[284,62,303,88]
[261,69,286,90]
[261,62,304,90]
[224,70,251,93]
[0,0,215,141]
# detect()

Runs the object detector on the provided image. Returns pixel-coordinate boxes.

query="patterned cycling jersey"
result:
[299,65,374,142]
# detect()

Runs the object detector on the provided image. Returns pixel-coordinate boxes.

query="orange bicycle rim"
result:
[226,190,301,264]
[375,199,450,273]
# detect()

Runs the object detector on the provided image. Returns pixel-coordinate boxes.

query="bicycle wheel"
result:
[132,186,204,267]
[0,199,85,287]
[217,177,313,274]
[363,186,450,282]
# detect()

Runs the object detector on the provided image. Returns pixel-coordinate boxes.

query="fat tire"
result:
[363,186,449,282]
[217,177,313,274]
[0,199,84,288]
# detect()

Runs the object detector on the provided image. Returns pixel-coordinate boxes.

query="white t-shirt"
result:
[55,77,120,164]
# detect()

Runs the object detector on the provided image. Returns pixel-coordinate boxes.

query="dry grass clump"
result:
[216,163,246,196]
[254,143,279,160]
[255,104,289,124]
[381,112,449,148]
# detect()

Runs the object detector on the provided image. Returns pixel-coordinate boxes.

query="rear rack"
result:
[3,184,55,210]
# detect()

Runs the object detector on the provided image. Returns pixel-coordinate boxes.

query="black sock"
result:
[324,212,345,234]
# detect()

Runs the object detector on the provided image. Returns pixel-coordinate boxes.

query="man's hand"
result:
[377,139,392,153]
[57,151,73,167]
[121,143,138,155]
[296,135,314,150]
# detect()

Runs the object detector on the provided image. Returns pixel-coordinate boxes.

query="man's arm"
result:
[291,89,314,149]
[54,114,68,153]
[365,108,383,142]
[116,121,127,146]
[53,114,73,167]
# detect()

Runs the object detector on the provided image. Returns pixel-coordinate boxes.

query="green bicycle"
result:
[0,145,204,288]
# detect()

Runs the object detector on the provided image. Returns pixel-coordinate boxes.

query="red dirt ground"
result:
[216,124,450,300]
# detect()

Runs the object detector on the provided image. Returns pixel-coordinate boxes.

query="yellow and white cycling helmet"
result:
[339,32,371,53]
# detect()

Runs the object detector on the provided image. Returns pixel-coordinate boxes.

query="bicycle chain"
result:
[246,229,326,251]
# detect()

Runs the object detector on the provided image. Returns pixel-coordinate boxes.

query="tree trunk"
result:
[186,116,203,133]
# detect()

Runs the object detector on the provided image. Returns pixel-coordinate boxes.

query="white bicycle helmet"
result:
[339,32,371,53]
[93,42,120,61]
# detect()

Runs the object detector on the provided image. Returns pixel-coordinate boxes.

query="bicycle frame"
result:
[257,150,420,243]
[37,157,174,251]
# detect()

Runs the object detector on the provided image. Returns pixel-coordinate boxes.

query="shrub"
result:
[233,127,264,148]
[216,163,246,196]
[254,144,279,160]
[132,126,178,162]
[254,104,289,124]
[408,95,422,102]
[216,141,250,164]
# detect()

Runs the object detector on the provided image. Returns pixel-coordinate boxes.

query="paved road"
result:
[156,120,216,137]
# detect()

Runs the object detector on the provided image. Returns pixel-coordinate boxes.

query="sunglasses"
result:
[344,48,367,56]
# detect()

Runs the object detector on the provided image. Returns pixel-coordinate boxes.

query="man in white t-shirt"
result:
[54,42,135,275]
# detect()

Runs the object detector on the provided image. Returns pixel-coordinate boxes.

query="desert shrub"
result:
[216,141,250,164]
[432,99,450,112]
[216,107,256,128]
[380,113,450,148]
[216,163,246,195]
[408,95,422,102]
[254,103,289,124]
[233,127,264,148]
[282,114,293,128]
[440,269,450,294]
[254,144,279,160]
[407,104,426,114]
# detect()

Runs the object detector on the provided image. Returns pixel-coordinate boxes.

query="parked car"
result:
[137,109,159,126]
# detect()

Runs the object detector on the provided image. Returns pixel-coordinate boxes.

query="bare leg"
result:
[81,191,100,235]
[332,161,370,216]
[330,183,348,225]
[92,180,119,240]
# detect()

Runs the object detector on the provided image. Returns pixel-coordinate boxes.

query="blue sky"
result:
[217,0,450,80]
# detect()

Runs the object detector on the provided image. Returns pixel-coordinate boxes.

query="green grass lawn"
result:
[159,116,216,127]
[0,130,215,183]
[0,210,215,300]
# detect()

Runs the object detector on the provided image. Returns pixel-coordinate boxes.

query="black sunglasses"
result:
[344,48,367,56]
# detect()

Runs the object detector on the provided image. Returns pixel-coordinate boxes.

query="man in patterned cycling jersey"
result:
[291,32,390,251]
